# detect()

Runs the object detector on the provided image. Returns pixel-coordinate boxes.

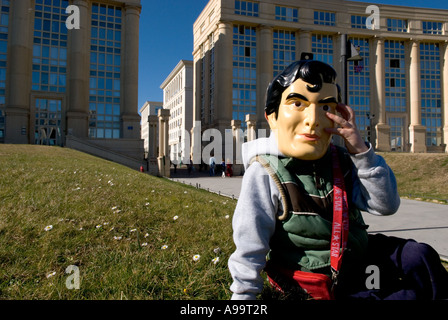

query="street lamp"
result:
[340,34,363,105]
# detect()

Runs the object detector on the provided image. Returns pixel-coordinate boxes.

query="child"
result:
[228,59,448,300]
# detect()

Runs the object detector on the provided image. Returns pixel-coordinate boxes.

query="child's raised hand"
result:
[325,103,369,155]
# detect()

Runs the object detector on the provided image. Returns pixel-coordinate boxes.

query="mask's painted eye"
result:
[322,105,329,111]
[294,101,302,108]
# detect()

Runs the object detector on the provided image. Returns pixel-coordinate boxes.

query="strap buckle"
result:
[331,268,339,291]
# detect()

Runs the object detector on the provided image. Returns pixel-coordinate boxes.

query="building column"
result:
[215,21,233,131]
[191,48,202,165]
[245,114,257,142]
[202,42,211,125]
[443,42,448,153]
[231,119,243,175]
[409,40,426,153]
[5,0,33,144]
[257,24,273,131]
[373,37,391,151]
[67,0,89,138]
[158,109,170,177]
[297,29,312,57]
[122,3,142,139]
[148,115,158,159]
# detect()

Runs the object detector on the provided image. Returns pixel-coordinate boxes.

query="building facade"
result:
[1,0,143,161]
[193,0,448,154]
[160,60,194,164]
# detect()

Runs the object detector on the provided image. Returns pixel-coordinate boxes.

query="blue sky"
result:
[137,0,448,110]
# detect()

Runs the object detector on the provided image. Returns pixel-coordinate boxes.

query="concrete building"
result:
[0,0,144,167]
[139,100,162,159]
[193,0,448,155]
[160,60,193,165]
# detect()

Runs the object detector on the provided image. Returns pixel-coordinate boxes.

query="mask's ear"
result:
[266,112,278,130]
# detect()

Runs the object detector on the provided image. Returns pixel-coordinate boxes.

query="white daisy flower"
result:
[113,236,122,240]
[212,257,220,265]
[161,245,168,250]
[141,242,148,247]
[46,271,56,278]
[44,225,53,231]
[173,215,179,221]
[193,254,201,262]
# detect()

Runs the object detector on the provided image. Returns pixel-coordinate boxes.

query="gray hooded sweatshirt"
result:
[228,134,400,300]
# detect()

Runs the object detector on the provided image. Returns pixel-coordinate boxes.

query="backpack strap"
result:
[250,155,291,221]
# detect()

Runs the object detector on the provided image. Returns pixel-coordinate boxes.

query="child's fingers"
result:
[326,111,353,129]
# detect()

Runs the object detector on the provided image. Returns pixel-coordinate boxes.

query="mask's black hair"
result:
[265,60,341,117]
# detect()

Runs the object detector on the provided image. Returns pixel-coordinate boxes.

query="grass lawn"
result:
[0,145,447,300]
[0,145,237,299]
[379,152,448,204]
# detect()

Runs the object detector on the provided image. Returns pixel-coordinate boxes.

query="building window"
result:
[348,37,370,142]
[273,30,296,77]
[34,98,62,146]
[232,24,256,126]
[0,0,8,106]
[234,1,259,17]
[351,15,367,29]
[32,0,69,93]
[385,40,406,113]
[387,18,408,32]
[0,0,8,141]
[275,6,298,22]
[422,21,443,35]
[200,44,206,123]
[312,34,333,66]
[314,11,336,26]
[420,42,441,146]
[89,3,122,139]
[209,34,215,124]
[390,59,400,68]
[0,107,4,141]
[388,117,404,150]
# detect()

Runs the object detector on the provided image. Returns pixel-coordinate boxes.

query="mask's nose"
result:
[304,104,319,129]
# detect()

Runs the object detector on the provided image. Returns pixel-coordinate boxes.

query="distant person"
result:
[226,159,233,177]
[209,155,216,176]
[187,157,193,175]
[221,159,226,178]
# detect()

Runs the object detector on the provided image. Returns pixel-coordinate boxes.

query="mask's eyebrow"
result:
[286,93,309,101]
[318,97,338,104]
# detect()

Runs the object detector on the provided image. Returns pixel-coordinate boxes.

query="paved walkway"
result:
[169,168,448,261]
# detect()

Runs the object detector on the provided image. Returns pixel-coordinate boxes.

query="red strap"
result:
[330,145,349,284]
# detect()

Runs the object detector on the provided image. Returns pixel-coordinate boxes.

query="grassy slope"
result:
[379,152,448,203]
[0,145,237,299]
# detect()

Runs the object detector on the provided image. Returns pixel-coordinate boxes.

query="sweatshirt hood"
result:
[241,133,284,169]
